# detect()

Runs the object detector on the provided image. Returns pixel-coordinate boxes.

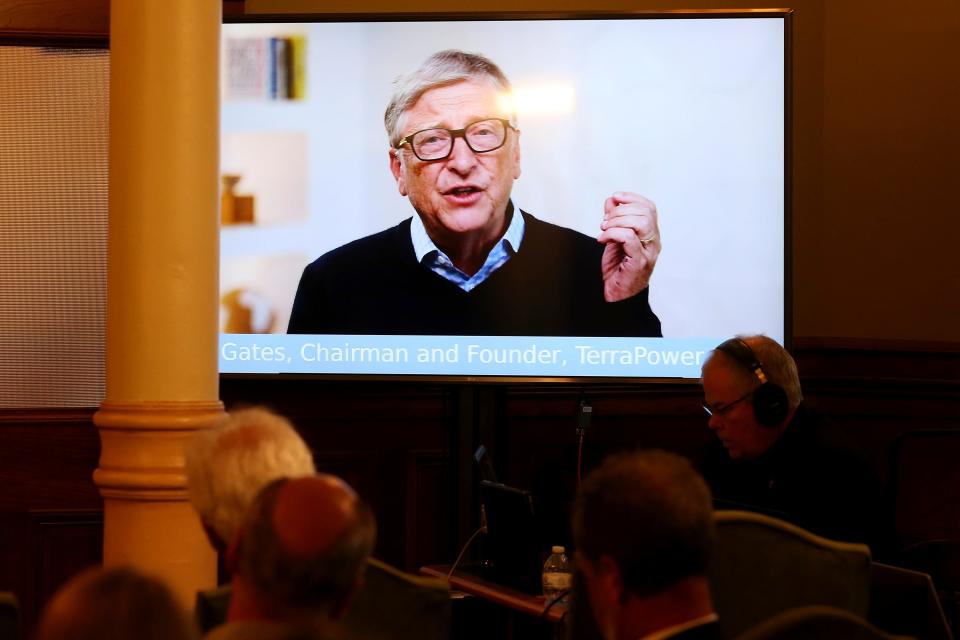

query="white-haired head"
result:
[184,406,316,548]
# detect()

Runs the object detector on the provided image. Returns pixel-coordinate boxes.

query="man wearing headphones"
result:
[699,335,885,551]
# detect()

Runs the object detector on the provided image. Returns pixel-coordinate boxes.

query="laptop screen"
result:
[479,480,544,594]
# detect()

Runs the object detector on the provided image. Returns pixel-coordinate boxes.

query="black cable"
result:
[577,431,585,486]
[541,588,571,620]
[446,524,486,581]
[576,396,591,486]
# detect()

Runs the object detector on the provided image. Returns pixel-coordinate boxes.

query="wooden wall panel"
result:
[0,343,956,636]
[404,450,450,571]
[219,378,456,571]
[0,511,103,640]
[0,411,102,639]
[28,511,103,638]
[0,0,108,45]
[490,384,713,551]
[796,338,960,486]
[0,411,100,510]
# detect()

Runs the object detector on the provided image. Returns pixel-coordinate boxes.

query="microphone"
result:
[576,398,592,437]
[576,398,592,485]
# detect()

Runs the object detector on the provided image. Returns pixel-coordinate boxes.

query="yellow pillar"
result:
[95,0,223,605]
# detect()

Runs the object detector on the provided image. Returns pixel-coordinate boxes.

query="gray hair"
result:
[703,334,803,410]
[184,406,316,545]
[384,49,514,148]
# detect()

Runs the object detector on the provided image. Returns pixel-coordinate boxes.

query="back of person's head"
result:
[384,49,515,148]
[572,449,714,598]
[37,565,198,640]
[205,619,323,640]
[185,406,316,549]
[235,474,377,621]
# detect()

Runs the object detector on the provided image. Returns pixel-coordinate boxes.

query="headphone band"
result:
[713,337,790,428]
[716,338,768,385]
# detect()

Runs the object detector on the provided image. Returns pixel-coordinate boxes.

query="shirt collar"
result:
[410,201,524,263]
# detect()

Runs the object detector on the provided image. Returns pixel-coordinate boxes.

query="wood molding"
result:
[0,0,108,41]
[0,408,96,422]
[795,337,960,353]
[0,411,100,511]
[223,0,246,16]
[794,337,960,384]
[0,1,244,44]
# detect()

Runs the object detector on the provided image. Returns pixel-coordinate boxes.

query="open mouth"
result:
[443,185,483,204]
[445,186,480,196]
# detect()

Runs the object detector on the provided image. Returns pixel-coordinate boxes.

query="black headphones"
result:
[714,338,789,428]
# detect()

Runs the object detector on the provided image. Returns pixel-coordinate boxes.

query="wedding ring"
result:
[640,235,657,248]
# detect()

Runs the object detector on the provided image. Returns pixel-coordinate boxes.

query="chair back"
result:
[887,429,960,636]
[736,605,906,640]
[869,561,954,640]
[196,558,451,640]
[888,430,960,547]
[342,558,450,640]
[711,510,872,638]
[0,592,18,640]
[196,583,232,633]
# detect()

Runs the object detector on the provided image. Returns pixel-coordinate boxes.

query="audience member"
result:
[36,565,199,640]
[185,406,316,554]
[572,450,720,640]
[699,335,886,550]
[202,619,318,640]
[213,474,377,639]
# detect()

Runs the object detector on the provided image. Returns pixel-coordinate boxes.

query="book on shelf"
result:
[225,35,306,101]
[288,35,307,100]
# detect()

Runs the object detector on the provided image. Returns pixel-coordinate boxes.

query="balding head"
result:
[235,475,376,620]
[272,474,362,557]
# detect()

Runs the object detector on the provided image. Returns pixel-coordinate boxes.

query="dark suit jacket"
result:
[700,404,887,552]
[665,620,723,640]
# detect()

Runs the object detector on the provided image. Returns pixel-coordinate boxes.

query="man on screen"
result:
[288,49,662,336]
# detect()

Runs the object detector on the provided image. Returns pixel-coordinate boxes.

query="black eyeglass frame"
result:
[396,117,516,161]
[702,389,754,417]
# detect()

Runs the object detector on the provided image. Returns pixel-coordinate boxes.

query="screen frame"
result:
[219,8,794,385]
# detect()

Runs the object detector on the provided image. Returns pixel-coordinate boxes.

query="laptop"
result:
[474,444,498,484]
[475,480,544,594]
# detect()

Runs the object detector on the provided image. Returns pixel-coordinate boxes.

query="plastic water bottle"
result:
[542,545,572,602]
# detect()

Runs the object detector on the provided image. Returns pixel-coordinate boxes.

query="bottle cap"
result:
[551,545,565,554]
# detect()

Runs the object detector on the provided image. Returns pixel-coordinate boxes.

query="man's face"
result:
[702,357,780,460]
[390,79,521,249]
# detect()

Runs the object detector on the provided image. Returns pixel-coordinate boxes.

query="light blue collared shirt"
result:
[410,204,526,292]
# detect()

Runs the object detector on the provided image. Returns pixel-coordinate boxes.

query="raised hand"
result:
[598,191,660,303]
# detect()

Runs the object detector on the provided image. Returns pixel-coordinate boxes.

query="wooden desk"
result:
[421,565,567,624]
